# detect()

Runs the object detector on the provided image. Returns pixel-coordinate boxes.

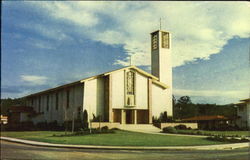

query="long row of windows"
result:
[33,90,70,113]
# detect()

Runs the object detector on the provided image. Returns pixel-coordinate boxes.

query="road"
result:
[1,140,249,160]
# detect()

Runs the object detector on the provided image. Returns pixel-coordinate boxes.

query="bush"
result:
[174,124,187,130]
[101,126,109,131]
[159,112,168,123]
[36,122,48,130]
[206,135,249,143]
[6,121,35,131]
[162,127,177,134]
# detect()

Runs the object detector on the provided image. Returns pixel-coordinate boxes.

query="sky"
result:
[1,1,250,104]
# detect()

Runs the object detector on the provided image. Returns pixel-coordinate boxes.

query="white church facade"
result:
[24,30,173,126]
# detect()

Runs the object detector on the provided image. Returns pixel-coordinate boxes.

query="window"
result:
[127,71,135,95]
[126,71,136,106]
[66,90,70,109]
[152,32,158,50]
[56,92,59,110]
[47,95,49,111]
[77,107,81,119]
[38,97,41,113]
[162,32,169,48]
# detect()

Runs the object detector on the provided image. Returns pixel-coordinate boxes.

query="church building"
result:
[24,30,173,126]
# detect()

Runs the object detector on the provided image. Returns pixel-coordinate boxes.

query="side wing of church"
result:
[24,30,172,125]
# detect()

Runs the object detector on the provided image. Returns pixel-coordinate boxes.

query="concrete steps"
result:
[119,124,162,133]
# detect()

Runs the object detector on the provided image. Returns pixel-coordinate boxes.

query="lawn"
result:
[174,130,250,137]
[1,130,227,146]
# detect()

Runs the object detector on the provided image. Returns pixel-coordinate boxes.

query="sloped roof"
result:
[182,115,229,121]
[24,65,168,98]
[234,98,250,106]
[240,98,250,102]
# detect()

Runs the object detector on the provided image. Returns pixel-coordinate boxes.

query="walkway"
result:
[1,136,248,150]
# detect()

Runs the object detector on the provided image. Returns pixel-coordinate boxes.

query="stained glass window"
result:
[127,71,135,95]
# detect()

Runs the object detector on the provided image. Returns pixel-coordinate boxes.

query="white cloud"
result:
[21,75,48,85]
[19,23,69,41]
[173,89,249,99]
[30,1,250,67]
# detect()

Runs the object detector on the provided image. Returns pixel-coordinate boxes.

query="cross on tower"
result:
[160,18,161,30]
[129,55,132,66]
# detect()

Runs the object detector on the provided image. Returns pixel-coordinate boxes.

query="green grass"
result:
[1,130,228,146]
[175,130,250,137]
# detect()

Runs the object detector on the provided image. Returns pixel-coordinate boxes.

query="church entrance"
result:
[125,110,133,124]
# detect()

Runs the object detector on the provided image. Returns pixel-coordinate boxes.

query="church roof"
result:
[240,98,250,102]
[235,98,250,106]
[24,65,168,98]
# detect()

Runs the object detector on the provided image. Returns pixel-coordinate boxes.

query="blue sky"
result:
[1,2,249,104]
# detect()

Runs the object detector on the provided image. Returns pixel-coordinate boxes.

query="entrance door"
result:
[126,110,133,124]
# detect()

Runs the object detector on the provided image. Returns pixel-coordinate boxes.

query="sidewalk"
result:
[127,130,208,138]
[1,136,249,150]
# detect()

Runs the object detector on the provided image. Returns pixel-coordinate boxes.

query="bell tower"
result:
[151,30,172,86]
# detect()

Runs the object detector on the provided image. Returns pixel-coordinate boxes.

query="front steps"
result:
[119,124,162,133]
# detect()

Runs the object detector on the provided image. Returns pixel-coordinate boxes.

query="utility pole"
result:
[129,55,132,66]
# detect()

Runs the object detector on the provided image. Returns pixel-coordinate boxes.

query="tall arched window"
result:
[126,71,135,106]
[126,71,135,95]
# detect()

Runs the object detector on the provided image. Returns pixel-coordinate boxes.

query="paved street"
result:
[1,140,249,160]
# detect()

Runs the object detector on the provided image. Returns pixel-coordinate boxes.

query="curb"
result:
[1,136,249,150]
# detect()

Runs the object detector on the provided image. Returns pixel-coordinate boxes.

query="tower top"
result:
[150,30,170,35]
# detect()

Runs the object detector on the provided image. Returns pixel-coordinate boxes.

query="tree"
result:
[82,110,88,129]
[177,96,192,105]
[174,96,198,119]
[1,98,26,115]
[159,111,168,122]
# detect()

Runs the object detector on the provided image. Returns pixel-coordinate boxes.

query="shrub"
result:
[174,124,187,130]
[82,110,88,129]
[159,112,168,123]
[206,135,249,143]
[152,116,161,123]
[162,127,177,133]
[92,114,102,122]
[101,126,109,131]
[111,128,120,131]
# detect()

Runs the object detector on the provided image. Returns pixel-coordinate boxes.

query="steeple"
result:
[151,29,172,86]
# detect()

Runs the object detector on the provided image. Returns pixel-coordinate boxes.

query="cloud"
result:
[20,75,48,85]
[20,2,250,67]
[1,84,52,98]
[19,23,69,41]
[173,89,249,99]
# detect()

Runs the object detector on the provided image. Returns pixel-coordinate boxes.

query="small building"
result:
[7,106,35,124]
[182,115,231,130]
[235,98,250,129]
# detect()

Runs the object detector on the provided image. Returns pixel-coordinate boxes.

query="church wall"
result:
[111,71,125,109]
[152,84,172,118]
[247,103,250,129]
[83,78,105,120]
[63,84,84,123]
[135,73,148,109]
[96,78,105,118]
[28,84,84,125]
